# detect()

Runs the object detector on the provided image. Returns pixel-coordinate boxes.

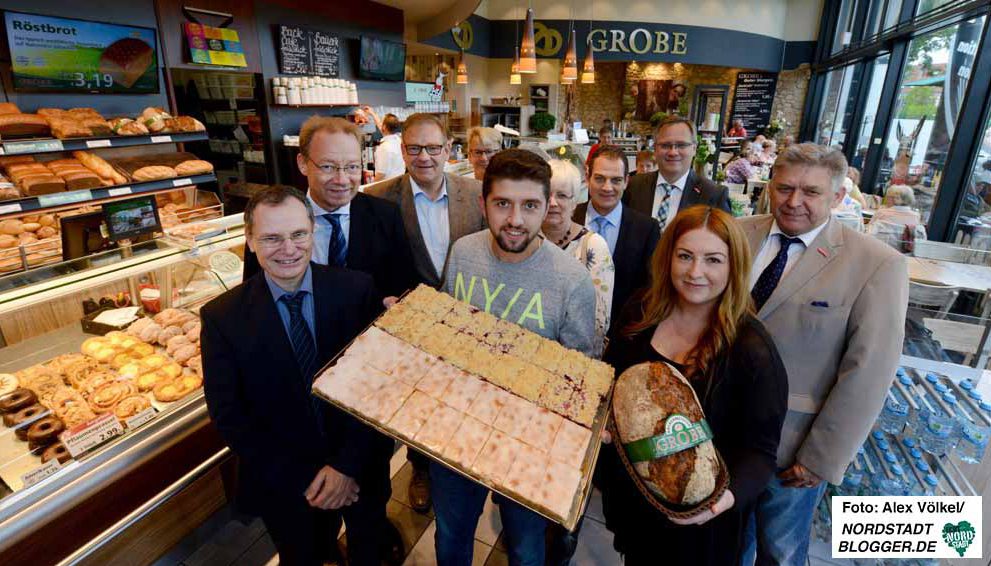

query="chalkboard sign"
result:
[729,72,778,136]
[277,25,339,77]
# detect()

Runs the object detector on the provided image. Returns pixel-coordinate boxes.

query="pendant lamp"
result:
[519,6,537,74]
[562,26,578,81]
[510,51,522,85]
[456,50,468,84]
[581,0,595,83]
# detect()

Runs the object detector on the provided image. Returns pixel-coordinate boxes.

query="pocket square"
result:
[810,301,829,307]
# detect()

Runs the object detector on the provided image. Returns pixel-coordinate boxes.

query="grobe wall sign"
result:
[430,16,798,72]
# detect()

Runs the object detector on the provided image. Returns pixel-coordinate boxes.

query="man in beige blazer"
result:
[739,144,908,566]
[365,113,485,513]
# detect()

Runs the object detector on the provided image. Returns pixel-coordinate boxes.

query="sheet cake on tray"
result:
[313,285,615,528]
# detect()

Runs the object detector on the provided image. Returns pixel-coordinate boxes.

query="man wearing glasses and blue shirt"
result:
[624,116,731,231]
[367,113,485,514]
[243,117,416,305]
[203,185,395,566]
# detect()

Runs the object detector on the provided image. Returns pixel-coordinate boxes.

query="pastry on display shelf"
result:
[0,113,51,137]
[132,165,178,181]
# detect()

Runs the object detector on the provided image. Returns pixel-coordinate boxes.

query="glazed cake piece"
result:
[532,457,583,519]
[388,391,440,440]
[361,381,414,423]
[438,369,485,412]
[466,381,514,425]
[442,416,492,468]
[548,418,592,470]
[414,404,463,452]
[471,429,525,484]
[414,360,460,398]
[492,393,536,439]
[503,443,546,499]
[519,407,564,451]
[391,347,441,387]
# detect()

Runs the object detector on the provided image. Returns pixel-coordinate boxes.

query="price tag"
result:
[85,139,112,148]
[21,459,61,488]
[0,147,5,155]
[61,413,124,458]
[125,407,157,430]
[173,178,193,187]
[0,203,23,215]
[107,187,133,197]
[151,135,173,144]
[3,139,64,154]
[38,190,93,208]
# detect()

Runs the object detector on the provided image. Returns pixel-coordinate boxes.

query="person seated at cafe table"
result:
[867,184,927,251]
[727,118,747,138]
[724,140,757,185]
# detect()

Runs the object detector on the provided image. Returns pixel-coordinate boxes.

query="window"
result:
[883,0,905,30]
[953,111,991,247]
[864,0,906,38]
[815,65,858,149]
[833,0,861,54]
[852,55,891,171]
[874,17,986,226]
[916,0,958,18]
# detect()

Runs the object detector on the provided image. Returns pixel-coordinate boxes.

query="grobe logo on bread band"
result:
[623,414,713,462]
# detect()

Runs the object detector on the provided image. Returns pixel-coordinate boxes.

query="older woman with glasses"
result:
[467,126,503,181]
[543,159,615,350]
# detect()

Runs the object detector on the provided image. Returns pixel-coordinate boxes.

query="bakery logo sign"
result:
[624,414,712,462]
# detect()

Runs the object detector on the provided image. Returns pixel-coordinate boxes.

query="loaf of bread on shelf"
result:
[164,116,206,132]
[47,119,92,139]
[81,118,112,137]
[174,160,214,176]
[60,171,103,191]
[0,186,19,201]
[140,107,172,133]
[108,117,149,136]
[132,165,177,181]
[0,114,51,137]
[6,162,51,178]
[0,102,20,115]
[72,151,128,185]
[18,174,66,196]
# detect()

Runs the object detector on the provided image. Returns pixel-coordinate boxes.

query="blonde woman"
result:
[544,159,615,351]
[467,127,503,181]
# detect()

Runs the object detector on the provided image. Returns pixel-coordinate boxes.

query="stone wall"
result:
[555,62,627,133]
[624,62,742,136]
[770,64,811,140]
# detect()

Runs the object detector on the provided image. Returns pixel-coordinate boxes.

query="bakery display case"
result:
[0,227,246,565]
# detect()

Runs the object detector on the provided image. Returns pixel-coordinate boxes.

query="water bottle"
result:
[878,397,910,435]
[940,393,964,451]
[920,415,953,455]
[959,379,975,392]
[913,459,931,475]
[958,427,988,464]
[921,474,939,496]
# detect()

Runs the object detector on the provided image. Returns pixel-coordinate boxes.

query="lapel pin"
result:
[817,247,829,258]
[693,186,701,194]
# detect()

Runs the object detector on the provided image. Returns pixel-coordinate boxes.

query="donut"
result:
[126,317,153,337]
[0,373,18,397]
[114,395,152,421]
[27,416,64,449]
[185,324,200,343]
[42,442,72,464]
[88,380,138,413]
[0,388,38,413]
[136,370,168,392]
[153,380,193,402]
[152,308,182,325]
[181,319,200,333]
[11,404,47,439]
[129,343,155,357]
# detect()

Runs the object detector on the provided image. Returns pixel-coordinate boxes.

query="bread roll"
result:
[72,152,128,185]
[132,166,177,181]
[35,226,57,239]
[174,160,214,176]
[0,219,24,235]
[612,362,723,508]
[20,222,41,232]
[0,234,16,248]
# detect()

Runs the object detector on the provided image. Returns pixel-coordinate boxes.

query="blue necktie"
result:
[751,234,804,311]
[327,214,347,267]
[280,292,325,437]
[591,215,609,238]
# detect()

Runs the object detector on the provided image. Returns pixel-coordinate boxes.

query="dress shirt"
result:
[749,218,830,290]
[651,170,690,223]
[410,176,451,277]
[307,194,350,266]
[264,264,316,339]
[374,133,405,179]
[585,201,624,255]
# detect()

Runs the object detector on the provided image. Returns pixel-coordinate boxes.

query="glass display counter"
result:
[0,228,245,564]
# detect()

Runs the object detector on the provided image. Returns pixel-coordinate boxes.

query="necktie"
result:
[656,183,673,230]
[591,215,609,240]
[751,234,804,311]
[327,214,347,267]
[280,292,325,437]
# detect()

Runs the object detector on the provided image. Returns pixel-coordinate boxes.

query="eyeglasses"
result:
[256,230,312,248]
[470,149,497,158]
[656,142,695,151]
[405,144,446,156]
[305,157,362,176]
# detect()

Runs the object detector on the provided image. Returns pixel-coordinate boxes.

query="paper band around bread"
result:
[610,361,729,518]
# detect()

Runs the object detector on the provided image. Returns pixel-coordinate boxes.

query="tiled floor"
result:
[155,445,623,566]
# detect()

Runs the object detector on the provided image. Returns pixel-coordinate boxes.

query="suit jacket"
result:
[243,192,417,299]
[201,264,390,513]
[574,202,660,328]
[624,169,731,218]
[365,173,485,287]
[739,215,908,484]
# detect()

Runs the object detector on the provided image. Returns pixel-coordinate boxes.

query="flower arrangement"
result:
[763,111,791,139]
[529,112,556,135]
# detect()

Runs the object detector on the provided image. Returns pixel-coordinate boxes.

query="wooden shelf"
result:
[0,132,210,157]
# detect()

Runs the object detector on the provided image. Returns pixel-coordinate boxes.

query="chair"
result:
[913,240,977,263]
[724,182,746,195]
[908,281,960,319]
[921,318,985,366]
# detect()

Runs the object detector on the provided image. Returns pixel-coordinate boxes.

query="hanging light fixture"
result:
[456,50,468,84]
[580,0,595,83]
[510,7,522,84]
[561,0,578,81]
[519,1,537,74]
[560,65,574,85]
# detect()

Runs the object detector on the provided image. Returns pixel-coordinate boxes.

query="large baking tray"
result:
[312,318,613,531]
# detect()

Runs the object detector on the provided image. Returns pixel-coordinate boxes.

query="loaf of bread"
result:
[0,114,51,137]
[108,118,150,136]
[0,103,20,115]
[132,165,177,181]
[81,118,112,137]
[612,362,724,509]
[164,116,205,133]
[48,119,92,139]
[61,171,103,191]
[72,152,128,185]
[174,160,213,175]
[19,175,66,195]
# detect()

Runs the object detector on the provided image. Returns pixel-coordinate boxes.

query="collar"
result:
[656,169,690,191]
[588,200,623,226]
[307,193,350,217]
[382,133,401,142]
[410,175,448,202]
[264,263,314,301]
[768,217,829,248]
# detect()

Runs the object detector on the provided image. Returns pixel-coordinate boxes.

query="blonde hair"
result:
[299,116,362,157]
[468,127,503,149]
[625,206,754,384]
[884,184,915,207]
[773,142,848,192]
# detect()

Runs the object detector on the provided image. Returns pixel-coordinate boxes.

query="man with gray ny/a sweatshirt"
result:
[431,149,596,566]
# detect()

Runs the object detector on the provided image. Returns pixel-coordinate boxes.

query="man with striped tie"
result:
[203,185,397,566]
[243,116,416,304]
[624,116,730,231]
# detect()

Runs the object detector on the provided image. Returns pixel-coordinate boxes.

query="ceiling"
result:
[376,0,481,41]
